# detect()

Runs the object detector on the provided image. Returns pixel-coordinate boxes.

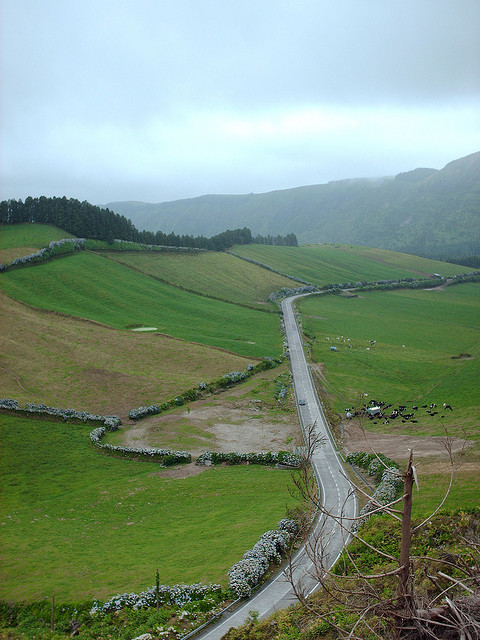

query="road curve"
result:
[198,294,357,640]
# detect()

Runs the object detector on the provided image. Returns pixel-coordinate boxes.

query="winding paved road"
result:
[198,294,357,639]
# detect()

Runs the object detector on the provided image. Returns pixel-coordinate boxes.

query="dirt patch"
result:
[310,362,327,384]
[118,366,302,455]
[148,462,208,480]
[341,419,474,462]
[124,400,301,455]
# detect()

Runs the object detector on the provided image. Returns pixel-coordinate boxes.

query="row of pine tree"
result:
[0,196,297,250]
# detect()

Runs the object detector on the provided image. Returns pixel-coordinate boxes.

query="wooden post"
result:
[395,450,415,638]
[51,595,55,632]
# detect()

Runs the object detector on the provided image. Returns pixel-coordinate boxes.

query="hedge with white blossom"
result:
[0,238,86,271]
[347,451,403,530]
[228,519,298,597]
[90,582,225,615]
[128,359,281,422]
[90,426,191,465]
[196,450,301,467]
[0,398,189,465]
[0,397,120,429]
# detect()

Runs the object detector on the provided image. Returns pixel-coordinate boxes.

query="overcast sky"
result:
[1,0,479,204]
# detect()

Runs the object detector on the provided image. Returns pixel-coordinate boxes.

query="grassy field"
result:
[105,250,299,309]
[1,251,282,357]
[0,223,74,263]
[0,413,298,602]
[0,292,253,417]
[298,282,480,517]
[232,244,474,286]
[1,222,478,613]
[299,283,480,437]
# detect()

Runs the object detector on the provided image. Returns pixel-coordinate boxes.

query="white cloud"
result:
[1,0,479,202]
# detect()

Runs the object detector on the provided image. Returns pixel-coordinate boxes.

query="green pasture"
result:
[232,244,474,287]
[0,223,73,250]
[409,465,480,518]
[0,223,74,263]
[104,250,299,309]
[298,283,480,438]
[0,251,282,357]
[0,413,297,602]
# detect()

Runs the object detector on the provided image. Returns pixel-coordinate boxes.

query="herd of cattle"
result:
[345,400,454,425]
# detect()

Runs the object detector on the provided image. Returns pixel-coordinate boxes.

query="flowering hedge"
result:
[0,397,190,465]
[346,451,399,483]
[90,426,191,466]
[90,582,225,615]
[0,238,86,271]
[128,359,281,422]
[347,451,403,529]
[0,397,120,430]
[196,450,301,467]
[228,519,298,597]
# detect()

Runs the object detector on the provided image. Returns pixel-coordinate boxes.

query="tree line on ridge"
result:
[0,196,297,250]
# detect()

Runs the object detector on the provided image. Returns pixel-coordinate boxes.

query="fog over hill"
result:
[106,151,480,259]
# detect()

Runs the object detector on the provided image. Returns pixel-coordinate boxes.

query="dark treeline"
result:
[0,196,297,251]
[253,233,298,247]
[441,255,480,269]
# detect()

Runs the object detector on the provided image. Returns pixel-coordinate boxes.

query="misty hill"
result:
[106,151,480,259]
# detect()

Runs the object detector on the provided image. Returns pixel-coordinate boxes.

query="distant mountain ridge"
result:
[106,151,480,259]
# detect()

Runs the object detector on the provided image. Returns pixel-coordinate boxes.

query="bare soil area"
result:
[341,419,473,462]
[114,365,303,464]
[123,397,302,455]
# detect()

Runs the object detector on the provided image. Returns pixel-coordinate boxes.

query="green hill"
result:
[106,151,480,260]
[102,249,300,309]
[0,251,282,357]
[230,243,473,286]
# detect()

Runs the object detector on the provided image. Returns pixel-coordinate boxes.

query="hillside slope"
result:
[106,151,480,259]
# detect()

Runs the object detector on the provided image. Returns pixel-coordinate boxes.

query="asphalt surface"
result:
[197,294,357,640]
